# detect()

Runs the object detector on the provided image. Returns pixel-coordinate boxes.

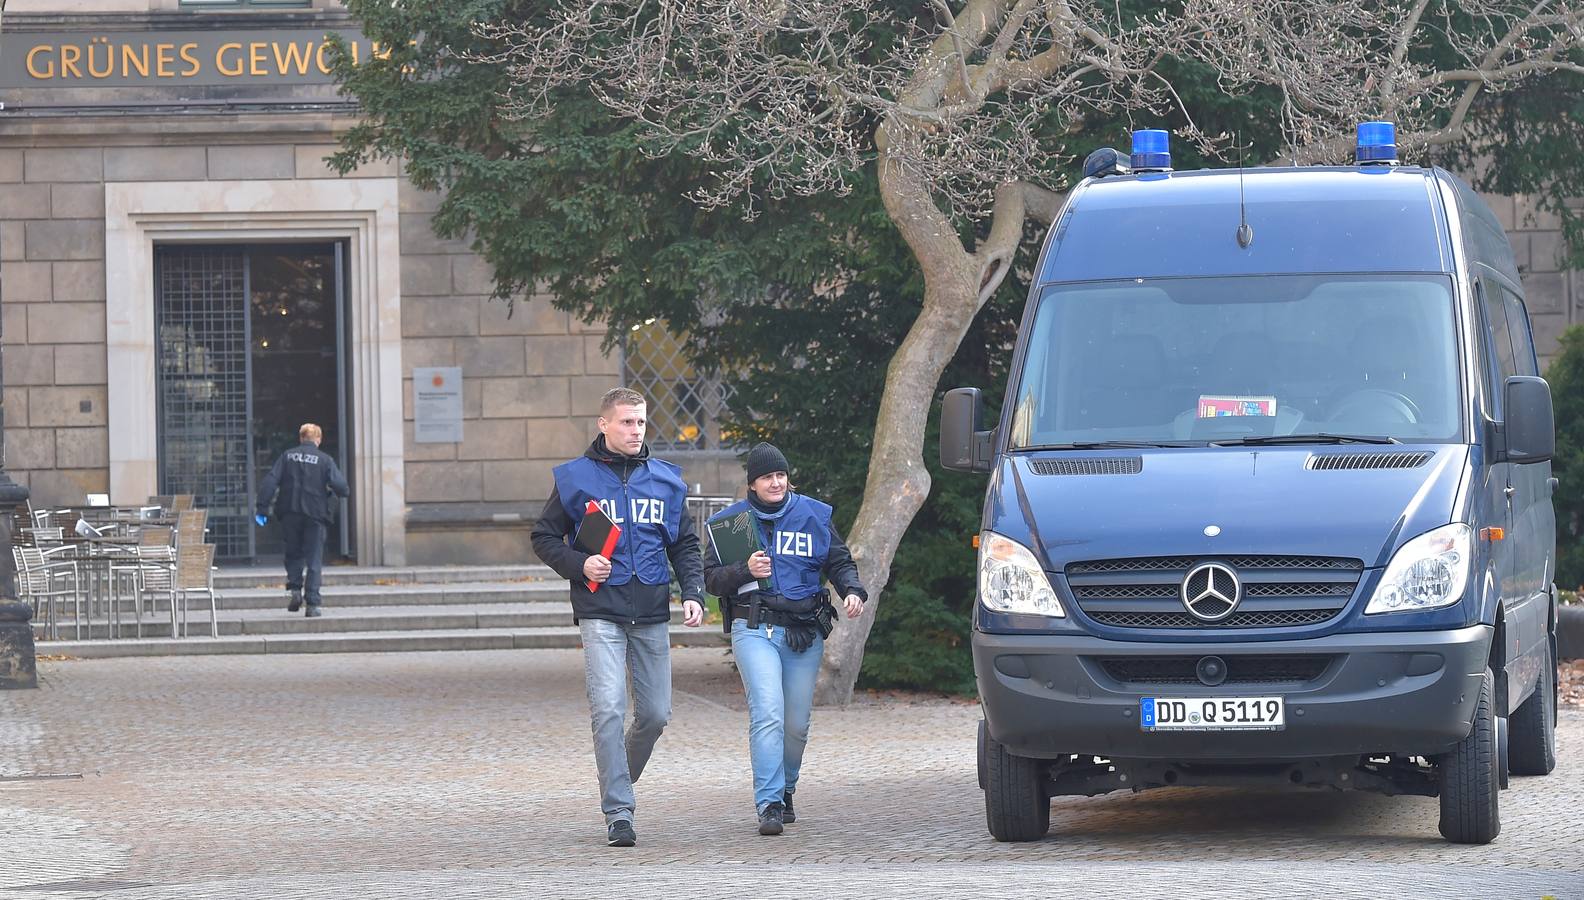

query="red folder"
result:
[573,500,621,592]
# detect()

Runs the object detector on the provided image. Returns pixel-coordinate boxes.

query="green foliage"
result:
[334,1,1584,695]
[1547,326,1584,591]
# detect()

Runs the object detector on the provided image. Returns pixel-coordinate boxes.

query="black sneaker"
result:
[781,792,796,824]
[286,588,303,613]
[757,802,784,836]
[305,606,322,618]
[607,820,636,847]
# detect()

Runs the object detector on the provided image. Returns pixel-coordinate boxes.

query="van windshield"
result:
[1007,275,1463,448]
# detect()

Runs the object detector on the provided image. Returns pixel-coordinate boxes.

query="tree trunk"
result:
[814,130,989,705]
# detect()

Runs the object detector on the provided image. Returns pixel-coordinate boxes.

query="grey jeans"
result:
[579,618,672,826]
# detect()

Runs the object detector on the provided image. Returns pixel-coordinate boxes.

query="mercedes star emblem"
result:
[1180,561,1241,623]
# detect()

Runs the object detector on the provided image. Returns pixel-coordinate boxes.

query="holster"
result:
[745,594,762,630]
[816,599,835,639]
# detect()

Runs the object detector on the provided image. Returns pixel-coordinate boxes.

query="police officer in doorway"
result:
[255,423,350,617]
[530,387,706,848]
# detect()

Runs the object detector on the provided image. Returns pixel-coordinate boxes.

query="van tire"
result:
[1438,668,1501,844]
[983,731,1050,842]
[1507,645,1557,776]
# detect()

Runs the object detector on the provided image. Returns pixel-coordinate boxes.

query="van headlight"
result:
[978,531,1065,617]
[1364,523,1472,614]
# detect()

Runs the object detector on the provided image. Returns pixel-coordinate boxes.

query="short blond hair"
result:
[299,423,323,442]
[599,387,646,414]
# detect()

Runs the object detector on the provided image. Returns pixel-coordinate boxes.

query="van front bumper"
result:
[973,624,1491,761]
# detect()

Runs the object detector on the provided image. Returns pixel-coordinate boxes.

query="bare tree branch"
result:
[475,0,1584,701]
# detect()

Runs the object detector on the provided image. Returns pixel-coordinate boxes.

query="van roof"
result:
[1039,166,1456,283]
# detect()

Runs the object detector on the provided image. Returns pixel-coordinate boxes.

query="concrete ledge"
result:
[1559,604,1584,660]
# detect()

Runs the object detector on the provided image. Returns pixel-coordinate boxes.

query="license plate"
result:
[1141,696,1285,731]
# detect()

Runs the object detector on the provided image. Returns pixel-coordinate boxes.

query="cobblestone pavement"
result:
[1,649,1580,899]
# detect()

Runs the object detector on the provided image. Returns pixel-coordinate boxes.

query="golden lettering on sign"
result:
[14,34,405,83]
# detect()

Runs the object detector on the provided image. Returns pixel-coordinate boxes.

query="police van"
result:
[940,124,1559,845]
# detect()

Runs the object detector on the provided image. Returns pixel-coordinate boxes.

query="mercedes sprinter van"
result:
[942,124,1559,845]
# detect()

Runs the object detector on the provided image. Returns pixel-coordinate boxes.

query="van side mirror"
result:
[1502,376,1554,464]
[941,387,994,473]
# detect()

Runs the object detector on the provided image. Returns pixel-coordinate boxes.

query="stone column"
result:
[0,347,38,689]
[0,14,39,685]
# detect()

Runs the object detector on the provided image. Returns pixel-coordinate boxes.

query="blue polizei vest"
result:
[553,455,687,586]
[712,493,833,601]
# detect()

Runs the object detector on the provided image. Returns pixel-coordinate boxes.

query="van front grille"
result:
[1097,655,1335,685]
[1065,554,1362,630]
[1086,609,1340,629]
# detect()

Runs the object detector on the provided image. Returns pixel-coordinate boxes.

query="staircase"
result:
[36,564,725,659]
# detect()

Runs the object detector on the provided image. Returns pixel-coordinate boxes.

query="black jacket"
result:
[703,497,867,627]
[256,442,349,525]
[531,437,705,626]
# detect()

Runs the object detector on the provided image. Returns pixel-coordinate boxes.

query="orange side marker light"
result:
[1480,527,1505,541]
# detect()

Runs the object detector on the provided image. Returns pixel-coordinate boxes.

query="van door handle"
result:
[1504,486,1515,498]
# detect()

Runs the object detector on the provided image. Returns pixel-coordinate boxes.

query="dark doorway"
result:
[154,243,353,561]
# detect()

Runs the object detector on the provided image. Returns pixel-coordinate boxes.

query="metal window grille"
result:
[155,247,253,559]
[622,324,735,451]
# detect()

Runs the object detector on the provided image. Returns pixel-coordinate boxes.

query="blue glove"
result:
[254,514,268,527]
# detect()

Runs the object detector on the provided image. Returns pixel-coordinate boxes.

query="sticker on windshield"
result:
[1198,395,1277,418]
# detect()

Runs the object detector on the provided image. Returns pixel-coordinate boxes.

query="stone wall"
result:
[395,182,746,563]
[1490,193,1583,367]
[0,113,746,565]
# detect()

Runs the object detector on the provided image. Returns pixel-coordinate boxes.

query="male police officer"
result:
[255,423,349,617]
[530,387,706,848]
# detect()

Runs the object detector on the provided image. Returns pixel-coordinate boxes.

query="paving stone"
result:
[0,651,1579,899]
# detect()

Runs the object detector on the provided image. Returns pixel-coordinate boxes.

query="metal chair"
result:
[109,528,177,637]
[174,543,220,638]
[175,509,208,547]
[14,546,81,640]
[169,494,196,513]
[125,548,180,640]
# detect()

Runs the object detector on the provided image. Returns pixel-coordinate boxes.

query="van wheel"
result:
[1508,644,1557,776]
[1438,668,1501,844]
[983,729,1050,842]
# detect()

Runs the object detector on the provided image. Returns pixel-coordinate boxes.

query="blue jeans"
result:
[731,618,823,812]
[580,618,672,826]
[281,514,327,606]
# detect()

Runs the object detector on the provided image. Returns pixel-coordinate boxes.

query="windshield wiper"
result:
[1020,440,1198,450]
[1210,433,1401,447]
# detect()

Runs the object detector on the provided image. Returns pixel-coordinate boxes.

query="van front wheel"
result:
[1437,668,1501,844]
[982,726,1051,842]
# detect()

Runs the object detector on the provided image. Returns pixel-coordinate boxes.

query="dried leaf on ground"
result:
[1560,659,1584,707]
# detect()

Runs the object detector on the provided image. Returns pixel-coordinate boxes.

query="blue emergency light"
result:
[1356,121,1398,165]
[1130,129,1171,172]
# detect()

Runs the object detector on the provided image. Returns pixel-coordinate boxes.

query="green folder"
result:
[707,509,775,593]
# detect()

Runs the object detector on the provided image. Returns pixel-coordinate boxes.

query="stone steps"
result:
[214,581,569,611]
[31,564,721,658]
[213,564,558,590]
[34,601,695,640]
[43,624,725,658]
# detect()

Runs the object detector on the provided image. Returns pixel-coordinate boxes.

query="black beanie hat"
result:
[745,442,790,483]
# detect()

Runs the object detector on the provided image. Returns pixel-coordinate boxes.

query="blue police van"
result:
[940,124,1559,845]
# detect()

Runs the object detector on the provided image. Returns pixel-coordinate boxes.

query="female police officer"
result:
[704,442,866,836]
